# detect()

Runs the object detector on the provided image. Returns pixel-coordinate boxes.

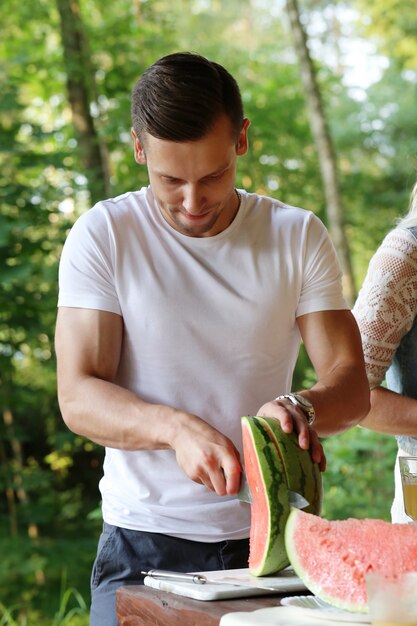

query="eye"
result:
[206,171,225,182]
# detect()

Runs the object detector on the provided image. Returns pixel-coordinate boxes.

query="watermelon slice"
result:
[241,416,322,576]
[285,508,417,613]
[242,416,290,575]
[258,416,323,516]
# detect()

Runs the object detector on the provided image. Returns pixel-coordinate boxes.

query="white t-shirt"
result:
[58,186,346,540]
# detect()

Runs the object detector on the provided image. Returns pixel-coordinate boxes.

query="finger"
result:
[222,464,242,496]
[319,442,326,472]
[271,399,309,439]
[296,421,311,450]
[293,422,324,469]
[272,405,311,451]
[283,409,310,449]
[208,467,228,496]
[272,401,295,433]
[257,401,294,433]
[309,429,325,468]
[198,474,216,493]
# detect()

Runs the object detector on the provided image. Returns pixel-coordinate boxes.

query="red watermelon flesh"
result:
[285,508,417,613]
[242,416,290,575]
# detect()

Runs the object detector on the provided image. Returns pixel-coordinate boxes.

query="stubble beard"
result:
[163,203,223,237]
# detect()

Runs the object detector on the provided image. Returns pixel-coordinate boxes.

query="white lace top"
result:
[353,227,417,389]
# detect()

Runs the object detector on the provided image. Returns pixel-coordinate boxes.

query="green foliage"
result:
[0,576,89,626]
[0,532,97,623]
[322,427,397,520]
[355,0,417,70]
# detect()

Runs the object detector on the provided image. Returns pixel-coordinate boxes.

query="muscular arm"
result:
[297,309,370,436]
[257,310,370,466]
[55,307,242,495]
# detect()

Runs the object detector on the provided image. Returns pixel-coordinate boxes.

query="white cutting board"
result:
[144,567,307,601]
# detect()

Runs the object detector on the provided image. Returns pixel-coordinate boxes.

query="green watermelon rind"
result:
[284,508,367,613]
[258,417,323,516]
[242,416,324,578]
[242,416,290,576]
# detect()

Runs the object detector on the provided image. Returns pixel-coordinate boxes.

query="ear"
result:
[131,128,147,164]
[236,118,250,156]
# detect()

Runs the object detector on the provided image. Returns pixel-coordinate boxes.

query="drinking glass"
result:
[399,457,417,521]
[366,572,417,626]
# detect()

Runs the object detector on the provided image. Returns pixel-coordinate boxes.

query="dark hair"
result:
[131,52,244,143]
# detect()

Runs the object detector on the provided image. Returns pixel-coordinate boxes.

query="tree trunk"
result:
[285,0,356,306]
[0,433,18,537]
[56,0,111,205]
[2,408,40,538]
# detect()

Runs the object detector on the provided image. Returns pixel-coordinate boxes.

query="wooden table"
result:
[116,585,288,626]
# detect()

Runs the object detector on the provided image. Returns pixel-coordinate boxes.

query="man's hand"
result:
[256,398,326,470]
[169,413,243,496]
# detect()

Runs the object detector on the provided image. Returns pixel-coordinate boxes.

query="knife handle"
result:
[141,569,207,585]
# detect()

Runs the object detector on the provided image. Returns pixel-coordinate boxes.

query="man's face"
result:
[132,115,249,237]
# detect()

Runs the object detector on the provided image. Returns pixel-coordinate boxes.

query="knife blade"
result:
[237,473,309,509]
[237,472,252,502]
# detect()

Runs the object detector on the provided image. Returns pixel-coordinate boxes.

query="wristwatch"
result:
[275,393,315,426]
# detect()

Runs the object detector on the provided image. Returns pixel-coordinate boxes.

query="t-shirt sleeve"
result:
[296,213,347,317]
[57,206,121,315]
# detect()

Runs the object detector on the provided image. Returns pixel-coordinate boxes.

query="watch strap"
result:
[275,393,315,425]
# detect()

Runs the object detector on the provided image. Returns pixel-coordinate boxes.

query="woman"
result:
[353,182,417,522]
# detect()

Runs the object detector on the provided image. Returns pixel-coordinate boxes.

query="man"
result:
[55,52,369,625]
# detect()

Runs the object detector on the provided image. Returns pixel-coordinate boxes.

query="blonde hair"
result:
[397,181,417,229]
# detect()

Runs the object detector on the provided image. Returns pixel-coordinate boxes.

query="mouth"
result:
[180,209,212,221]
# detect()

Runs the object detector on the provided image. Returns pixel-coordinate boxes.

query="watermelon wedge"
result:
[258,416,322,516]
[241,416,322,576]
[285,508,417,613]
[242,416,290,575]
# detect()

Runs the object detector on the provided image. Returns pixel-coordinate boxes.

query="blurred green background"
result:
[1,0,415,622]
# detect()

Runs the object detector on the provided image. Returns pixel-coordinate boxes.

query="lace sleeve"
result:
[353,228,417,388]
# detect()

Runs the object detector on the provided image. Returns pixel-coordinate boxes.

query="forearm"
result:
[360,386,417,436]
[303,363,370,437]
[58,374,183,450]
[297,310,370,437]
[55,307,242,494]
[58,374,242,495]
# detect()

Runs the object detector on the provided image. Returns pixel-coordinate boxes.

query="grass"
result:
[0,583,89,626]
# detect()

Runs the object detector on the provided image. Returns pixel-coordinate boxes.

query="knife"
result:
[142,569,279,591]
[141,569,206,584]
[237,473,309,509]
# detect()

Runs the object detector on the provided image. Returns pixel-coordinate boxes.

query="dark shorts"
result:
[90,522,250,626]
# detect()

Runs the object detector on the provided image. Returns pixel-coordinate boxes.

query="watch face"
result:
[293,394,313,410]
[292,394,315,425]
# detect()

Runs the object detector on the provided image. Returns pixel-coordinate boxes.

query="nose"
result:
[182,185,205,214]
